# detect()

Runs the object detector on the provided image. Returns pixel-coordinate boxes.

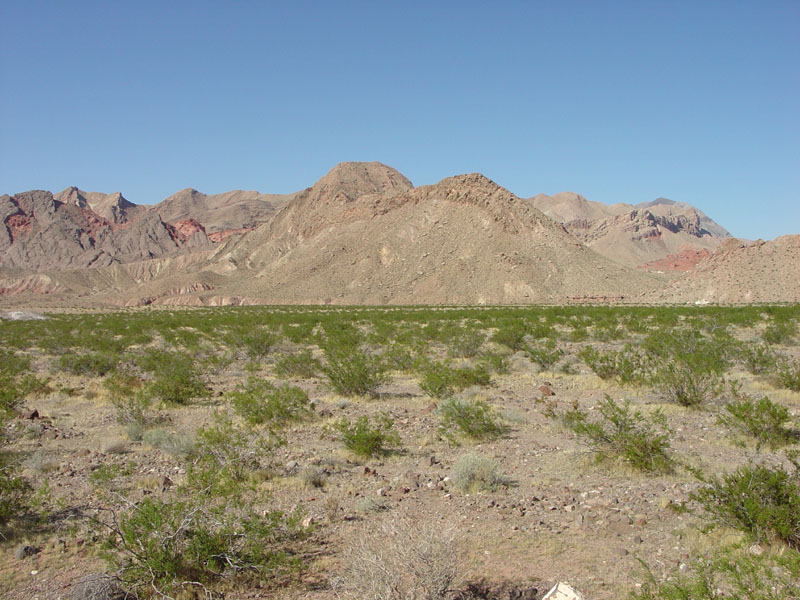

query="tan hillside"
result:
[54,187,145,224]
[529,193,729,270]
[651,235,800,304]
[201,163,663,305]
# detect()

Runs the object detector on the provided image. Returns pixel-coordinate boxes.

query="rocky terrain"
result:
[529,193,730,271]
[1,162,796,306]
[653,235,800,304]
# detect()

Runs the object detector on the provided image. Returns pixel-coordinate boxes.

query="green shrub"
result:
[692,462,800,549]
[226,327,279,360]
[274,349,322,379]
[478,351,511,375]
[738,343,778,375]
[101,496,306,596]
[330,415,400,458]
[0,457,30,526]
[189,413,280,494]
[525,339,564,370]
[719,390,796,450]
[444,325,486,358]
[323,348,388,397]
[656,362,723,407]
[631,546,800,600]
[560,395,673,473]
[491,320,529,351]
[137,350,207,405]
[230,378,312,429]
[777,358,800,391]
[418,361,492,399]
[763,319,797,345]
[579,344,649,385]
[450,454,508,493]
[437,396,506,443]
[56,352,119,377]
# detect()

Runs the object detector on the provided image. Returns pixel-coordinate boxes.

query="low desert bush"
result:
[226,327,279,360]
[100,496,307,597]
[323,348,388,397]
[56,351,119,377]
[692,461,800,549]
[559,395,673,473]
[444,325,486,358]
[738,343,778,375]
[776,358,800,391]
[450,454,508,493]
[437,396,506,444]
[491,320,529,351]
[631,545,800,600]
[230,378,313,429]
[579,344,649,385]
[525,339,564,370]
[656,362,723,407]
[763,318,797,345]
[329,415,401,458]
[189,413,281,495]
[274,349,322,378]
[719,388,797,450]
[418,361,492,399]
[332,514,462,600]
[136,350,208,405]
[142,428,195,458]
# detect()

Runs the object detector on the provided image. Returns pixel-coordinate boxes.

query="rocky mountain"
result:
[152,188,296,239]
[651,235,800,304]
[529,193,730,270]
[200,163,663,305]
[2,162,795,307]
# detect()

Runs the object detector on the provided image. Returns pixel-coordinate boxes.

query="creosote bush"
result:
[777,357,800,392]
[323,348,388,397]
[100,496,307,597]
[418,361,491,399]
[692,460,800,549]
[274,348,322,379]
[56,351,119,377]
[437,396,506,444]
[330,415,400,458]
[230,377,313,429]
[656,362,723,407]
[558,395,673,473]
[719,388,796,450]
[525,339,564,370]
[579,344,649,385]
[631,545,800,600]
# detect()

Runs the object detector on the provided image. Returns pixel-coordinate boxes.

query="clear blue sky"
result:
[1,1,798,240]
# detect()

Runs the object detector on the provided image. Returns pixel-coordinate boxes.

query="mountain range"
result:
[1,162,796,306]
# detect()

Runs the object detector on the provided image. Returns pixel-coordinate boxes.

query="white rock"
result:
[543,582,584,600]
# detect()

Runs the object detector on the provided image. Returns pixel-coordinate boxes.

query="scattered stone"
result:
[543,582,585,600]
[159,475,173,492]
[539,385,555,397]
[15,545,40,560]
[2,311,47,321]
[25,409,40,420]
[72,573,127,600]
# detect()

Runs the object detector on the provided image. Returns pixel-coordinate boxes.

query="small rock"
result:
[749,543,764,556]
[543,582,585,600]
[25,409,40,420]
[634,514,648,527]
[285,460,298,472]
[539,385,555,397]
[159,476,173,492]
[72,573,127,600]
[612,547,629,556]
[15,545,40,560]
[301,516,314,529]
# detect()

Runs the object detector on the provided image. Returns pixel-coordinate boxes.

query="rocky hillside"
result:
[204,163,663,305]
[652,235,800,304]
[0,190,211,272]
[529,193,730,270]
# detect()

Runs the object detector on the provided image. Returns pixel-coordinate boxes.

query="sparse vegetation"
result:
[437,395,506,443]
[450,454,508,492]
[719,388,797,450]
[330,414,401,458]
[558,395,673,473]
[230,377,313,429]
[323,347,388,397]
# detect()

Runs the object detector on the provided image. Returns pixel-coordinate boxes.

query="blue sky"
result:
[1,1,797,240]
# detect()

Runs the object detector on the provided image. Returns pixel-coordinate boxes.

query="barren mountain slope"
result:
[0,190,212,273]
[651,235,800,304]
[152,188,296,234]
[205,163,663,305]
[54,187,145,224]
[529,193,730,270]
